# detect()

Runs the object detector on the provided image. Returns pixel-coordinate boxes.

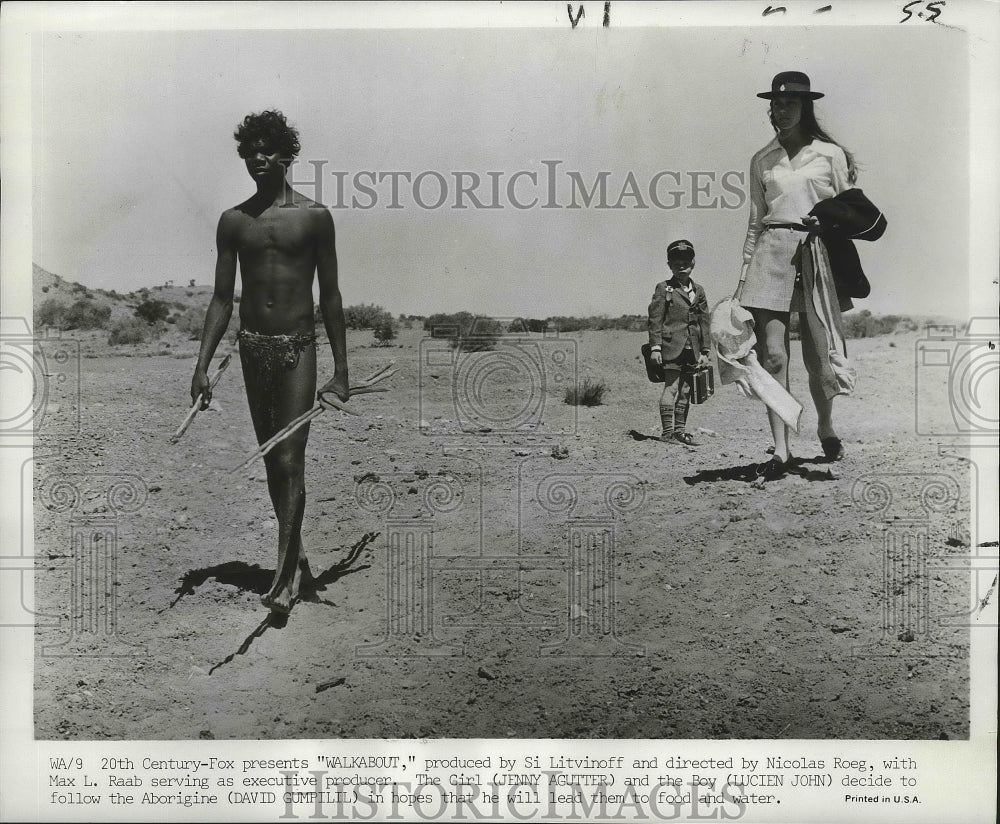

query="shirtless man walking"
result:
[191,110,349,614]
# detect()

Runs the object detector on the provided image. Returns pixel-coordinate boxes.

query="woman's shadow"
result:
[163,531,378,673]
[627,429,837,483]
[682,452,839,485]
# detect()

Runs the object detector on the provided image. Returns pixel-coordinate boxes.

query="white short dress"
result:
[741,137,853,313]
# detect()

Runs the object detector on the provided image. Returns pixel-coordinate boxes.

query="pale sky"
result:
[32,21,971,319]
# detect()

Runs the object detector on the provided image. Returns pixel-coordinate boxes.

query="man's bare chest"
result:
[236,209,313,256]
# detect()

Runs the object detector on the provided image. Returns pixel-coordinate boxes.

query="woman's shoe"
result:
[821,437,844,461]
[755,457,789,481]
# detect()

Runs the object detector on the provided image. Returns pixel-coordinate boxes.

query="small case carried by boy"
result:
[687,364,715,404]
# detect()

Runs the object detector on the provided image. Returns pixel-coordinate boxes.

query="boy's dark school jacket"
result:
[647,277,710,362]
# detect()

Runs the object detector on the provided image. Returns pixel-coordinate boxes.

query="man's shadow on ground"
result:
[162,531,378,673]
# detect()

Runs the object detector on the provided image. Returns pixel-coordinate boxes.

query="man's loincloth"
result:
[237,329,317,373]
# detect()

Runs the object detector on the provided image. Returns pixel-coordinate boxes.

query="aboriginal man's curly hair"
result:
[234,110,301,160]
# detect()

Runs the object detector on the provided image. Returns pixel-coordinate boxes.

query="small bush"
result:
[134,298,170,325]
[545,315,645,333]
[35,297,110,331]
[564,378,607,407]
[373,316,398,346]
[425,312,503,351]
[840,310,919,339]
[63,298,111,330]
[790,310,919,340]
[177,306,206,339]
[510,317,548,333]
[36,298,68,330]
[344,303,393,330]
[109,317,151,345]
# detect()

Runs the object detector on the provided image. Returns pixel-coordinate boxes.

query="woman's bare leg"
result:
[751,308,791,463]
[799,312,837,440]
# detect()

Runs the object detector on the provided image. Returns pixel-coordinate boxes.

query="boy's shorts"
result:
[662,346,697,373]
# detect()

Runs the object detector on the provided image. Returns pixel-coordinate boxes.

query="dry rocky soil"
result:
[31,317,973,741]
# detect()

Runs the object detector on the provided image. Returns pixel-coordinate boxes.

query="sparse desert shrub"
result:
[564,378,607,407]
[177,307,206,339]
[35,297,110,331]
[842,310,919,339]
[425,312,503,351]
[546,316,587,333]
[344,303,393,330]
[545,315,645,333]
[134,298,170,325]
[373,316,398,346]
[789,310,919,340]
[509,317,548,333]
[108,316,151,345]
[36,298,68,330]
[63,298,111,330]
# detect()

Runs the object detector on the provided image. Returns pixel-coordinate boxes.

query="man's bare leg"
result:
[241,343,317,613]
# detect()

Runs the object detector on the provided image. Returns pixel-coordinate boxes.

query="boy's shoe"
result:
[673,431,699,447]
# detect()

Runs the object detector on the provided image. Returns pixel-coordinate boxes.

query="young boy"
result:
[647,239,711,445]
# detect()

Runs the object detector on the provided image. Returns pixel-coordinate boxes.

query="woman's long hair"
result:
[769,99,857,184]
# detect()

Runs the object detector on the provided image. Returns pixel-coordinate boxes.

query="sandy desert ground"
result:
[31,324,972,740]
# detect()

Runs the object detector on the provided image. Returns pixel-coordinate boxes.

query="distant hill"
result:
[33,263,226,324]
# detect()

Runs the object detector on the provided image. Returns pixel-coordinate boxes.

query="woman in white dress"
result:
[736,71,856,479]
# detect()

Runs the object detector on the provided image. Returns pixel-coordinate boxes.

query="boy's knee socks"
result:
[674,398,690,434]
[659,404,674,441]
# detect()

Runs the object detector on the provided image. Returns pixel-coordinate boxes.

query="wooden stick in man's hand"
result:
[170,354,232,443]
[318,364,397,412]
[229,364,396,473]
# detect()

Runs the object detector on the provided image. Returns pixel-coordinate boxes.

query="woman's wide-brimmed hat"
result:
[757,71,824,100]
